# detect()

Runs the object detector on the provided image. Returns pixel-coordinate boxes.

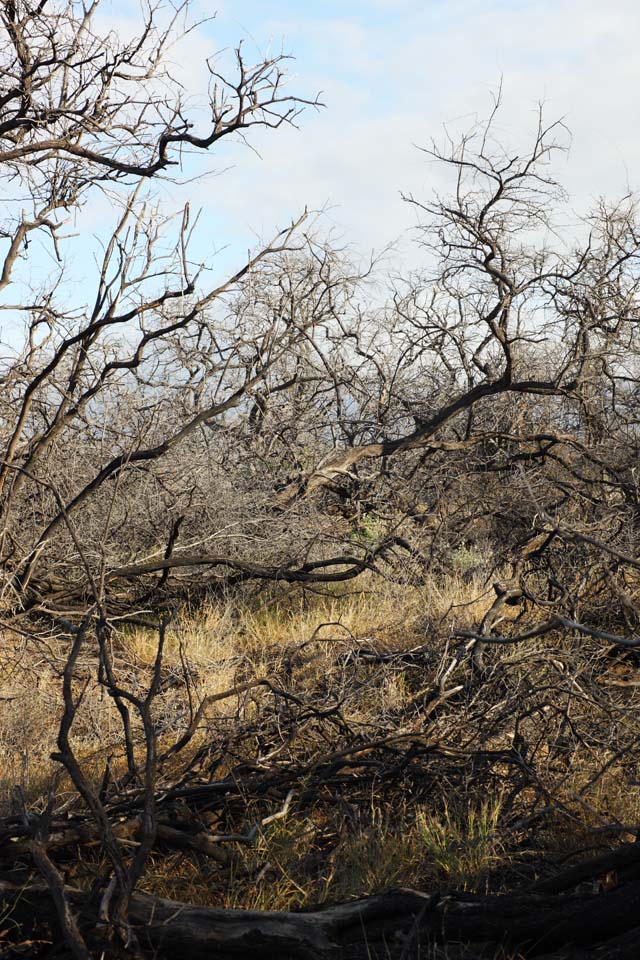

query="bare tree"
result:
[4,6,640,956]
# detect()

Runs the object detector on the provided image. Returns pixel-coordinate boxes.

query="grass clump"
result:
[416,798,504,892]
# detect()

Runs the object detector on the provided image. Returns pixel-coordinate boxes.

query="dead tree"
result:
[4,5,640,958]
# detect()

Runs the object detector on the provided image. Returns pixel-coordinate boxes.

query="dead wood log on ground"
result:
[530,838,640,893]
[4,877,640,959]
[0,818,235,870]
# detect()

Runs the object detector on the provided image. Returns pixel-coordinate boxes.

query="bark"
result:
[4,878,640,959]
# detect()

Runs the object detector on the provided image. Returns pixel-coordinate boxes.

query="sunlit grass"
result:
[415,798,505,892]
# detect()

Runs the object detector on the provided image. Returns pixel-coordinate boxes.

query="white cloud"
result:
[7,0,640,300]
[160,0,640,277]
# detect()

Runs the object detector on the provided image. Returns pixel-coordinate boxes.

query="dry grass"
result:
[142,796,509,911]
[414,798,505,892]
[1,566,638,917]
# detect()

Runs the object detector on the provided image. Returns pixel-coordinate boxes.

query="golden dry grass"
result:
[141,795,508,911]
[1,567,637,916]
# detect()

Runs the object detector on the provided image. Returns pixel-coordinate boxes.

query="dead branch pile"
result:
[3,3,640,957]
[2,609,640,958]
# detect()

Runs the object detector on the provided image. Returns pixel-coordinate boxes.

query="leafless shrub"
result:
[3,4,640,957]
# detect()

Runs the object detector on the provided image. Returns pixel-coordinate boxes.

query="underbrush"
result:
[1,568,639,915]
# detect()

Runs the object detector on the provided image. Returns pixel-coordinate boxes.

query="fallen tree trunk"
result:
[530,838,640,893]
[0,818,233,867]
[4,877,640,959]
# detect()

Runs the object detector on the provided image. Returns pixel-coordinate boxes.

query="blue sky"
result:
[4,0,640,337]
[121,0,640,273]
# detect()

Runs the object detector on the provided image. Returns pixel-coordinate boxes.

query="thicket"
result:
[2,3,640,958]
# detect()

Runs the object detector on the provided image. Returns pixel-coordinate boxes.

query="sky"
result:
[4,0,640,333]
[141,0,640,278]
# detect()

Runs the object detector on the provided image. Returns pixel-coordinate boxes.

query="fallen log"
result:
[530,838,640,893]
[4,877,640,959]
[0,818,231,866]
[0,819,139,862]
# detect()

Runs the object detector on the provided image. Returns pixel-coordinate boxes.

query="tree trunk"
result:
[4,878,640,959]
